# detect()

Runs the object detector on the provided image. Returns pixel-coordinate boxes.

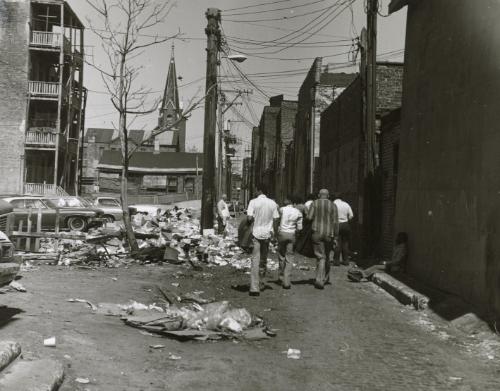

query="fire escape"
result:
[25,0,85,196]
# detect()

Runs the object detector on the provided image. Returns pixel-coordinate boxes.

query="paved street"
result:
[1,256,499,390]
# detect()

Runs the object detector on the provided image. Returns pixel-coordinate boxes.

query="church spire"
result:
[160,43,180,122]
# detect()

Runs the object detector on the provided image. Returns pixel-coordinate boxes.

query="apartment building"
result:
[0,0,85,195]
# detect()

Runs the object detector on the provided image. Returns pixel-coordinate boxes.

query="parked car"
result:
[2,196,105,232]
[0,199,19,287]
[86,197,139,222]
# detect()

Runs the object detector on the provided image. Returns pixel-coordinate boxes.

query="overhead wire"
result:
[223,0,328,16]
[222,0,294,13]
[223,2,339,23]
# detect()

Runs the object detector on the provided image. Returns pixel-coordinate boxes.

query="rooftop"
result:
[98,151,203,173]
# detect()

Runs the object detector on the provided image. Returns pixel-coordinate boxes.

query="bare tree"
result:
[85,0,203,252]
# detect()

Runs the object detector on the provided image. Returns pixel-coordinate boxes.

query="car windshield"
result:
[98,198,120,207]
[45,197,88,208]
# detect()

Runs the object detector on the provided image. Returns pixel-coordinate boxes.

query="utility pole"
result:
[366,0,378,173]
[201,8,221,233]
[217,89,251,200]
[217,91,225,200]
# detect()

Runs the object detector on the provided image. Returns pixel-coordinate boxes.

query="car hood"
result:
[0,231,11,241]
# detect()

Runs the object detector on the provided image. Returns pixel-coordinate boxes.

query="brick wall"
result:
[318,64,403,254]
[0,0,29,194]
[275,99,297,202]
[380,109,401,259]
[376,63,404,113]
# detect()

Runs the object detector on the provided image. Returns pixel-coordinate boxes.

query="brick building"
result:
[390,0,500,317]
[318,62,403,254]
[0,0,85,195]
[250,95,298,202]
[292,58,356,198]
[379,108,401,259]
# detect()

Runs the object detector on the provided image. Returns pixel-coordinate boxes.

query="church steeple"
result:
[159,43,180,126]
[156,43,186,152]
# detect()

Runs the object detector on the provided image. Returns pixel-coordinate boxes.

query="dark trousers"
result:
[250,238,270,293]
[217,216,226,235]
[277,232,295,287]
[312,232,333,286]
[334,222,351,263]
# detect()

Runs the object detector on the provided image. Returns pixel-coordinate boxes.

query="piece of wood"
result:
[35,207,42,252]
[26,209,33,251]
[10,232,86,240]
[16,220,23,249]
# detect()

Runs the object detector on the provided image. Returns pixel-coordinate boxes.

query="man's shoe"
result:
[282,284,291,290]
[249,291,260,297]
[314,282,324,290]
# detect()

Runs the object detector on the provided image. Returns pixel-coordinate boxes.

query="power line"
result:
[223,0,328,16]
[223,2,338,23]
[222,0,294,13]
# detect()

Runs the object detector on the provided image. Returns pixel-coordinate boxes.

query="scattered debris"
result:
[149,344,166,349]
[67,298,98,311]
[16,206,279,272]
[168,353,181,360]
[75,378,90,384]
[43,337,56,347]
[8,281,26,292]
[286,348,301,360]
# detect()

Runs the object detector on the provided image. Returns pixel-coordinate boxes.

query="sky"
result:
[68,0,407,155]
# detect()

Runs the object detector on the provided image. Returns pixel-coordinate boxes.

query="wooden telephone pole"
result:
[201,8,221,233]
[366,0,378,173]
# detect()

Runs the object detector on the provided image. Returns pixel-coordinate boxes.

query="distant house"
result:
[97,151,202,198]
[82,45,188,197]
[81,127,178,194]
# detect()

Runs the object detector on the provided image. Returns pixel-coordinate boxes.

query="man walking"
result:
[333,193,354,265]
[246,186,280,296]
[277,196,303,289]
[216,194,230,235]
[307,189,339,289]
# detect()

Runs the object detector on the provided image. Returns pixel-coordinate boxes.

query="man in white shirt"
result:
[216,194,230,235]
[333,193,354,265]
[246,186,280,296]
[277,196,303,289]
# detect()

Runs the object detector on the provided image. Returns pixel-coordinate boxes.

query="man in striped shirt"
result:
[307,189,339,289]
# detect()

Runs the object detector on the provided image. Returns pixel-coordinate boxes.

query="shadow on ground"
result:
[0,306,24,329]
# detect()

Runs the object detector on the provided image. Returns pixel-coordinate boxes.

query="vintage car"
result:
[86,196,137,222]
[0,199,19,287]
[3,196,105,232]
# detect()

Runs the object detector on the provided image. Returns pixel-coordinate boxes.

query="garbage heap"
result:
[25,207,277,271]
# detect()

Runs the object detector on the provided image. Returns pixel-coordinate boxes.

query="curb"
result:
[372,272,429,310]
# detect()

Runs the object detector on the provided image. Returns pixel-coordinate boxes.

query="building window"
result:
[167,177,178,193]
[143,175,167,190]
[184,177,195,193]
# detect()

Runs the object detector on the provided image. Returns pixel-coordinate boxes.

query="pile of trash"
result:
[69,295,275,341]
[20,206,279,271]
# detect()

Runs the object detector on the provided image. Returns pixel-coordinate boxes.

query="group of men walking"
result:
[235,186,353,296]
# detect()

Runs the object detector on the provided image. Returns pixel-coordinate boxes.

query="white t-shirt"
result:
[217,200,230,219]
[334,199,354,223]
[247,195,279,240]
[279,205,303,234]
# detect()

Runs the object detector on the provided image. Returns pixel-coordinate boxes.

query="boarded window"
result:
[167,177,178,193]
[143,175,167,189]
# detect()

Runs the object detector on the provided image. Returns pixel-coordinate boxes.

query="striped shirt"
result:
[307,198,339,237]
